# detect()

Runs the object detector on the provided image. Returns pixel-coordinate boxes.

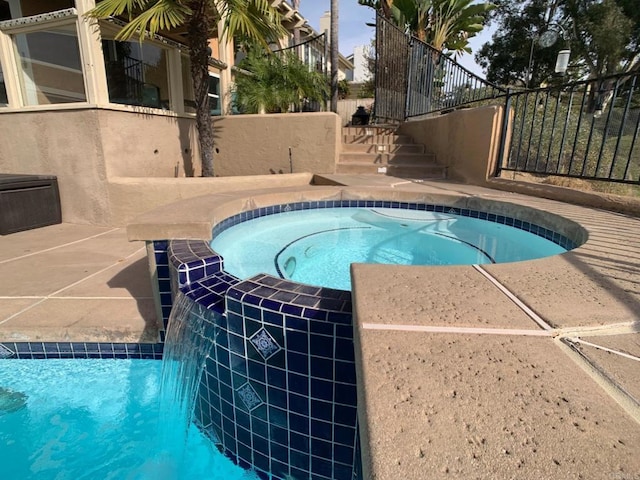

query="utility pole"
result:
[330,0,339,113]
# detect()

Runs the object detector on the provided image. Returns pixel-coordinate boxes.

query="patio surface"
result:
[0,176,638,479]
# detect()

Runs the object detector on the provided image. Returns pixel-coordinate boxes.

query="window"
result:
[0,62,7,106]
[102,38,169,109]
[13,24,86,105]
[181,55,195,113]
[208,73,220,116]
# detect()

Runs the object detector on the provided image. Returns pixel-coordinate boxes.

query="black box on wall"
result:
[0,174,62,235]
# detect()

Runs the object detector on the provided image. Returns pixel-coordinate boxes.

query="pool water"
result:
[211,207,566,290]
[0,359,256,480]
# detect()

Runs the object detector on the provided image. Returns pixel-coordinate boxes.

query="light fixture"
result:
[554,49,571,75]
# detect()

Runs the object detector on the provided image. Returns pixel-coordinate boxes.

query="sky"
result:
[296,0,495,78]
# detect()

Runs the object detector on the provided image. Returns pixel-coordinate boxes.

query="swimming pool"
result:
[211,207,568,290]
[143,192,587,480]
[0,359,256,480]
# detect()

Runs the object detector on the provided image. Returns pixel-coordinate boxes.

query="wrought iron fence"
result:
[498,72,640,185]
[374,13,505,123]
[374,14,409,123]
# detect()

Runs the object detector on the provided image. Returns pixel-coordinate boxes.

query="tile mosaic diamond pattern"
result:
[237,382,263,411]
[0,344,14,358]
[250,328,281,360]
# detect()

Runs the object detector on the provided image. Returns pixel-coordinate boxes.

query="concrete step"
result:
[338,152,437,165]
[342,126,398,136]
[343,134,414,145]
[341,143,425,154]
[335,162,447,179]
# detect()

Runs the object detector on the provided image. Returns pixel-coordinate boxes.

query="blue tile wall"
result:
[152,240,172,329]
[0,342,163,360]
[150,201,581,480]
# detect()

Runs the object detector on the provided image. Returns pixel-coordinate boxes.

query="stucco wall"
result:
[0,108,340,226]
[398,106,504,185]
[0,109,111,225]
[212,112,341,177]
[99,109,200,178]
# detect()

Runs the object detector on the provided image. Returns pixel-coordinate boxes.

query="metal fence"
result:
[498,72,640,185]
[374,13,505,123]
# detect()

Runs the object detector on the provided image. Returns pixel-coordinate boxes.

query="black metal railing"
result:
[272,32,327,74]
[374,14,410,123]
[374,13,505,123]
[498,72,640,185]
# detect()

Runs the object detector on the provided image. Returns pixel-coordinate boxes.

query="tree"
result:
[87,0,286,177]
[233,49,329,113]
[476,0,640,87]
[358,0,494,55]
[330,0,339,112]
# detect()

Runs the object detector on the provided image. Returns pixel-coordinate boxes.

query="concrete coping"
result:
[126,184,588,247]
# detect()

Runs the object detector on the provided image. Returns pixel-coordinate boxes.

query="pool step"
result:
[338,127,446,180]
[341,143,425,154]
[336,162,447,178]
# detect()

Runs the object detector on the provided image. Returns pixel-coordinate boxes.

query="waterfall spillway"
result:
[159,293,212,452]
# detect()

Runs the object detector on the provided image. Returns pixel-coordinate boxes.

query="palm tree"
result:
[234,49,328,114]
[87,0,287,177]
[330,0,339,112]
[359,0,493,55]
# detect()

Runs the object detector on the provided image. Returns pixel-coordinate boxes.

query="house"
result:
[0,1,346,225]
[0,1,351,115]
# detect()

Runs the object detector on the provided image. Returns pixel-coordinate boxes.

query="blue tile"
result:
[311,379,333,402]
[286,315,309,332]
[270,424,289,446]
[271,459,290,478]
[335,383,357,403]
[289,412,309,434]
[335,361,357,384]
[290,431,310,453]
[288,351,308,375]
[268,386,287,408]
[252,417,269,438]
[252,434,269,457]
[288,373,310,400]
[228,333,245,355]
[282,304,304,317]
[262,310,284,327]
[287,331,309,354]
[253,452,270,473]
[334,444,354,465]
[334,405,357,426]
[311,399,333,422]
[269,405,288,428]
[334,463,354,480]
[247,360,266,384]
[266,366,286,386]
[311,419,333,441]
[290,449,310,470]
[335,424,356,445]
[312,456,333,478]
[310,335,334,358]
[311,438,333,458]
[236,424,251,446]
[289,392,309,415]
[335,339,355,361]
[310,322,333,336]
[311,357,334,380]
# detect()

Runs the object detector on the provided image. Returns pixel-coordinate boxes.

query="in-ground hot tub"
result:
[132,187,588,480]
[0,174,61,235]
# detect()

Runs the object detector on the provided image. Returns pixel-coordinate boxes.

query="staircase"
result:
[337,126,447,179]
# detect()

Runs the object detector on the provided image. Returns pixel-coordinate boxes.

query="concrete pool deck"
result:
[1,176,639,479]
